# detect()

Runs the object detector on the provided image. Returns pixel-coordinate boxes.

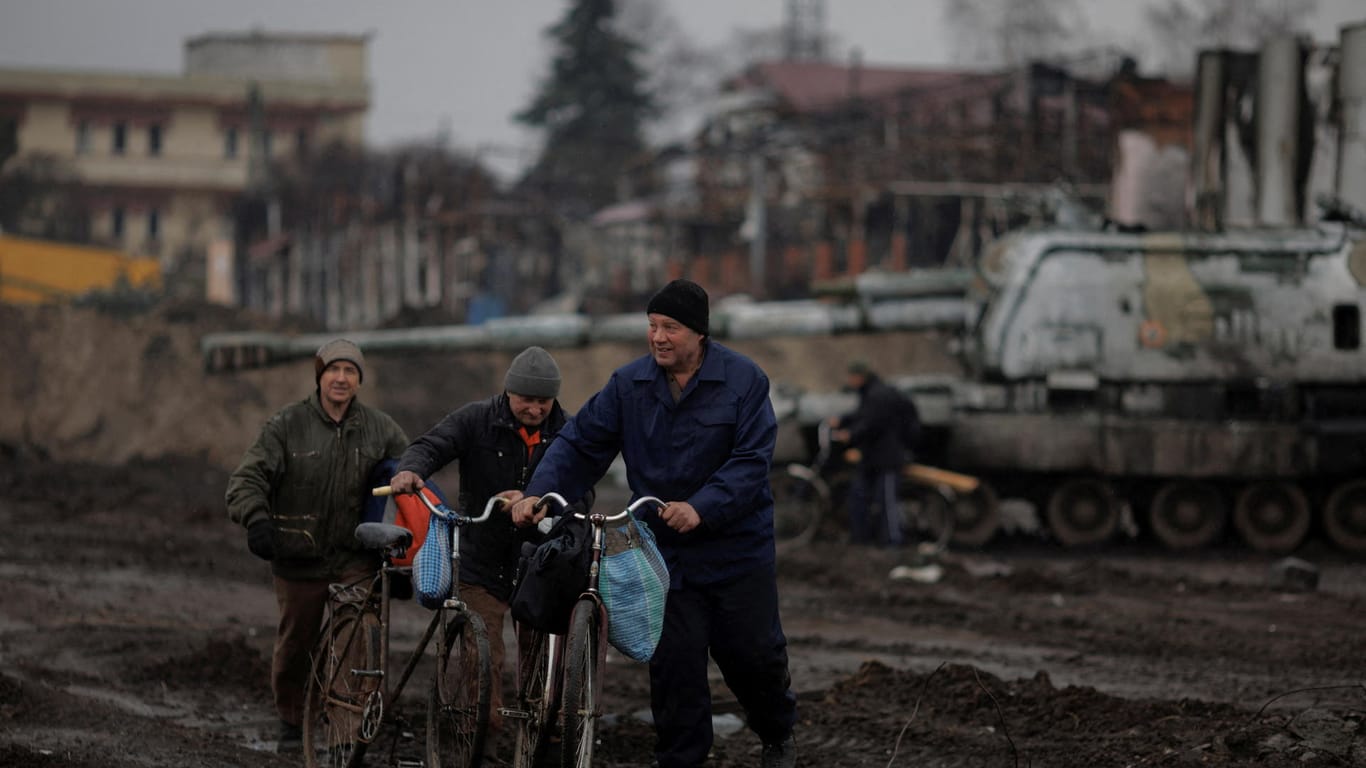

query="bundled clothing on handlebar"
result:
[393,392,590,603]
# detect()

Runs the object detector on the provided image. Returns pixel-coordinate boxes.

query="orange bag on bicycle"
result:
[386,488,442,567]
[362,460,446,568]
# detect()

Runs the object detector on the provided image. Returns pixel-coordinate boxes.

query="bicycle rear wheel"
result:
[560,599,601,768]
[427,611,492,768]
[511,629,557,768]
[902,485,955,555]
[303,600,382,768]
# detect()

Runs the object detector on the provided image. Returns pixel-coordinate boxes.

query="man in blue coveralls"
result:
[509,278,798,768]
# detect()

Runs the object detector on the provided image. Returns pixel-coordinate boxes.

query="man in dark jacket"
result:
[509,280,798,768]
[226,339,409,752]
[387,345,587,745]
[834,359,921,547]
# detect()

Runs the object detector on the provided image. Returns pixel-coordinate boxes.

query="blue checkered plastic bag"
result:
[599,515,669,662]
[414,510,452,609]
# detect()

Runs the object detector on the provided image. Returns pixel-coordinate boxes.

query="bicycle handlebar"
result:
[372,485,504,524]
[534,492,666,523]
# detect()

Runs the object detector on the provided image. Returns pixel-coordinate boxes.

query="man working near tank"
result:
[226,339,409,753]
[509,279,798,768]
[832,359,921,547]
[386,345,590,750]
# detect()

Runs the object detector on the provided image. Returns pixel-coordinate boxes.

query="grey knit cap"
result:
[504,346,561,398]
[315,338,365,383]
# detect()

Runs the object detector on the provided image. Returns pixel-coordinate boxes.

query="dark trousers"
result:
[847,465,903,546]
[648,566,797,768]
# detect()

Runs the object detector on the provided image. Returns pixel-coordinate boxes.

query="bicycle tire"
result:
[511,629,556,768]
[303,601,383,768]
[560,599,600,768]
[427,611,492,768]
[902,485,955,555]
[769,465,828,550]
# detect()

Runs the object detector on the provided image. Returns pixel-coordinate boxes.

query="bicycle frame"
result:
[375,493,499,718]
[303,493,499,767]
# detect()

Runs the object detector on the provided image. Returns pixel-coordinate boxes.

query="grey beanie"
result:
[315,338,365,383]
[504,346,561,398]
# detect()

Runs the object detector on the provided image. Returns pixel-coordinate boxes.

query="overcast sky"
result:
[2,0,1362,179]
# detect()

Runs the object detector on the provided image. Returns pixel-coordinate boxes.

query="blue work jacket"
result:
[524,341,778,587]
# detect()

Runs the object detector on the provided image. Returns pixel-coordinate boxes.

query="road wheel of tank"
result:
[1323,480,1366,554]
[1233,481,1310,553]
[1046,478,1119,547]
[949,483,1000,548]
[1148,481,1225,550]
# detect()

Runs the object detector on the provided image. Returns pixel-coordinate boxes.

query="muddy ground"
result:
[2,453,1364,768]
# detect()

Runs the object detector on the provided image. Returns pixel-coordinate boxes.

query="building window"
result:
[111,206,126,238]
[148,124,163,156]
[224,127,238,158]
[1334,304,1361,350]
[147,208,160,240]
[75,121,92,154]
[112,121,127,155]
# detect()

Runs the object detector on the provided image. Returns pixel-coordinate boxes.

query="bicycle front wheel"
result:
[769,464,828,549]
[303,600,382,768]
[560,599,601,768]
[427,611,492,768]
[511,629,557,768]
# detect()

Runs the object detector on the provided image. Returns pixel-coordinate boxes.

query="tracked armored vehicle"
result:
[936,222,1366,553]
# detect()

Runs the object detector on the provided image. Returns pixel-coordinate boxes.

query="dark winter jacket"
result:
[525,341,778,588]
[843,373,919,471]
[395,394,589,603]
[226,393,409,580]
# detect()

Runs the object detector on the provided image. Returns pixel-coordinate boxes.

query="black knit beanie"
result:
[646,279,709,336]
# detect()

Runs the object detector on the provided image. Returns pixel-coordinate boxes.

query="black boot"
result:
[760,735,795,768]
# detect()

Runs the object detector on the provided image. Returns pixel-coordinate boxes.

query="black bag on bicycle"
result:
[510,514,591,634]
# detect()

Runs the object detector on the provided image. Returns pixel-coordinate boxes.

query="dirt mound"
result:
[131,635,269,689]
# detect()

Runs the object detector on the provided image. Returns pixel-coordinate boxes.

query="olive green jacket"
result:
[226,392,408,580]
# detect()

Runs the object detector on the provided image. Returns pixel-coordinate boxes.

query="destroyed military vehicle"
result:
[928,221,1366,553]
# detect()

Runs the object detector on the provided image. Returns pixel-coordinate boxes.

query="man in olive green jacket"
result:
[226,338,407,752]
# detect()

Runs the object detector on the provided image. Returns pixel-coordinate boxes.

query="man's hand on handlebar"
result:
[388,470,424,494]
[509,495,544,528]
[659,501,701,533]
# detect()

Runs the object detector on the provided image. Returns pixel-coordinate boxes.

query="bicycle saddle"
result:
[355,522,414,552]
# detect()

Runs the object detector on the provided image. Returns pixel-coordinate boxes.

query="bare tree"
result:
[943,0,1089,69]
[0,153,91,242]
[1144,0,1320,76]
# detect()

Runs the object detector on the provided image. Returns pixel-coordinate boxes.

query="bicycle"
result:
[301,492,503,768]
[770,420,964,554]
[503,493,666,768]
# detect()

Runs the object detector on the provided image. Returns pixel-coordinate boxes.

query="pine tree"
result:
[516,0,657,218]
